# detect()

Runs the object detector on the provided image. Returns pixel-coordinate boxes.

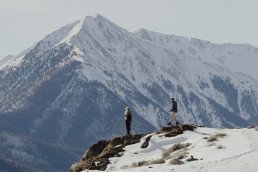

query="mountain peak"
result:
[57,14,119,46]
[84,14,106,20]
[80,14,107,25]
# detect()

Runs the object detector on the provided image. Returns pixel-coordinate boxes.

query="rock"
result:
[186,155,198,162]
[68,134,146,172]
[248,125,255,129]
[141,135,152,149]
[160,124,198,137]
[82,140,109,160]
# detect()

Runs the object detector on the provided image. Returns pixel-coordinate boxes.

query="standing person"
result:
[124,107,132,135]
[167,98,179,125]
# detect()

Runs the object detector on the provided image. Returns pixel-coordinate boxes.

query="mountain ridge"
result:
[68,124,258,172]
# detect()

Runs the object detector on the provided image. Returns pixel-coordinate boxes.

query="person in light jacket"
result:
[124,107,132,135]
[167,98,179,125]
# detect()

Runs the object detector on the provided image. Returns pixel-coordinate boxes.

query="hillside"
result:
[69,124,258,172]
[0,131,82,172]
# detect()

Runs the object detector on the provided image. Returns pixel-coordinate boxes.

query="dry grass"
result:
[217,145,225,149]
[248,125,255,129]
[207,133,226,142]
[122,143,191,169]
[122,158,165,169]
[150,159,165,165]
[177,151,188,159]
[255,127,258,131]
[132,161,147,167]
[169,159,184,165]
[208,142,216,147]
[169,149,189,160]
[162,143,191,159]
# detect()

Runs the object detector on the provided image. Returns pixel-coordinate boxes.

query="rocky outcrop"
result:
[159,124,200,137]
[141,135,152,149]
[68,124,200,172]
[68,134,146,172]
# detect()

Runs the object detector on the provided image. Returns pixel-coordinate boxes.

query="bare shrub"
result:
[177,151,188,159]
[208,142,216,147]
[216,133,226,137]
[162,143,191,159]
[150,159,165,165]
[169,159,184,165]
[122,158,165,169]
[169,149,189,160]
[255,127,258,131]
[217,145,225,149]
[207,133,226,142]
[168,150,188,165]
[248,125,255,129]
[130,161,148,168]
[207,135,217,142]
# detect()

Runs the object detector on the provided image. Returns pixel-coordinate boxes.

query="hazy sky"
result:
[1,0,258,57]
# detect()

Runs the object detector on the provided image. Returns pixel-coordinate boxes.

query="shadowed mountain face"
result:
[0,15,257,171]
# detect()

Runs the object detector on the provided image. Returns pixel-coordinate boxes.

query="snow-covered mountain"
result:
[0,131,82,172]
[0,47,32,71]
[0,14,258,171]
[133,28,258,81]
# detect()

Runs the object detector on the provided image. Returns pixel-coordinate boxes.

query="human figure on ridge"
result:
[167,98,179,126]
[124,107,132,135]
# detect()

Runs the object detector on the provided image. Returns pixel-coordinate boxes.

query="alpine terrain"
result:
[69,125,258,172]
[0,14,257,171]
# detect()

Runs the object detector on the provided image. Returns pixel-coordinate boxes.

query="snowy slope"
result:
[83,127,258,172]
[0,55,20,70]
[0,47,34,71]
[133,28,258,81]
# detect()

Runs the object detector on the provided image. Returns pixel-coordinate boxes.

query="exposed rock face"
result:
[69,124,199,172]
[141,135,152,149]
[69,134,146,172]
[160,124,200,137]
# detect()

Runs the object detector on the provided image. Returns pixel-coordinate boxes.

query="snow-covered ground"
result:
[83,127,258,172]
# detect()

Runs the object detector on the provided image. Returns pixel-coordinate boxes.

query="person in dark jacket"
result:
[124,107,132,135]
[167,98,179,125]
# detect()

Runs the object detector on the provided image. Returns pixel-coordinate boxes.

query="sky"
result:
[0,0,258,57]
